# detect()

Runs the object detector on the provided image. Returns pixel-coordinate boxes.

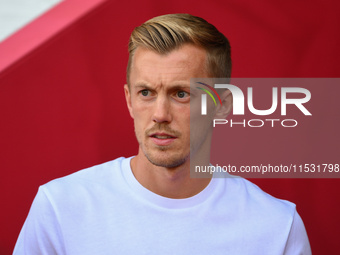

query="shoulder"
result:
[216,176,311,254]
[228,176,295,210]
[40,157,131,203]
[223,176,297,226]
[46,156,128,184]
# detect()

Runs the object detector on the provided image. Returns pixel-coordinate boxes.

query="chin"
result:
[144,150,188,169]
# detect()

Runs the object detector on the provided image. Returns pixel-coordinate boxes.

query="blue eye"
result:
[177,91,188,98]
[141,90,149,96]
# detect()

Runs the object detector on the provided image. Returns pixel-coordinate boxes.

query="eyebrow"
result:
[134,82,190,90]
[134,83,151,89]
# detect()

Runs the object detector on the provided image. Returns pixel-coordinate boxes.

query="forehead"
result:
[129,44,208,87]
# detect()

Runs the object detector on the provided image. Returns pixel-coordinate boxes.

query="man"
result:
[14,14,311,254]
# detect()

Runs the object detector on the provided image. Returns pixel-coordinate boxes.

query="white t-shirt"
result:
[14,157,311,254]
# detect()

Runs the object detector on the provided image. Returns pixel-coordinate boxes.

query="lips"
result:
[152,134,175,139]
[149,132,177,146]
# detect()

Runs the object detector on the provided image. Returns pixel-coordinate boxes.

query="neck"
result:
[130,152,211,199]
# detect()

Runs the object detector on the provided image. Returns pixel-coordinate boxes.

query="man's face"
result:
[125,44,210,168]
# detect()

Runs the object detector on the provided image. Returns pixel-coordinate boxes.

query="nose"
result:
[152,96,172,123]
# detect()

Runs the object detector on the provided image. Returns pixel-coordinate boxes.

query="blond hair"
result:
[127,14,231,83]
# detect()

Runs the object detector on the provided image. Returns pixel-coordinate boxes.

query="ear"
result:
[214,89,232,118]
[124,84,134,119]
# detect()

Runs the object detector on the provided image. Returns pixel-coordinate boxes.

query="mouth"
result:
[151,133,176,139]
[149,132,177,146]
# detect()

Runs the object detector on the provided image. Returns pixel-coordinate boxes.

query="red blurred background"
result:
[0,0,339,254]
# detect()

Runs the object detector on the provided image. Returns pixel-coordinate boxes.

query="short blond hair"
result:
[127,13,231,83]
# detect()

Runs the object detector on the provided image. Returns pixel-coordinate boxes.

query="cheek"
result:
[133,118,144,141]
[132,106,151,131]
[189,113,214,145]
[131,103,149,120]
[177,108,191,127]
